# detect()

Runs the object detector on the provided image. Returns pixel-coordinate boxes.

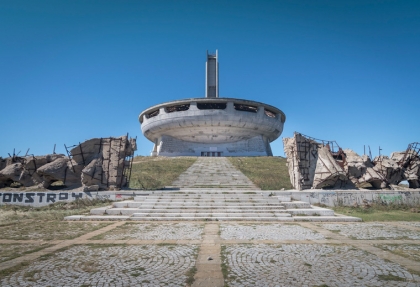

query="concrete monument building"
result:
[139,51,286,157]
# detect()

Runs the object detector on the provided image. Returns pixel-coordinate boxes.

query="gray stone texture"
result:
[283,133,347,190]
[0,135,136,190]
[284,133,420,190]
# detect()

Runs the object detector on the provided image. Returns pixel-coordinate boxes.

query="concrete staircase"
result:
[65,190,360,222]
[65,158,361,222]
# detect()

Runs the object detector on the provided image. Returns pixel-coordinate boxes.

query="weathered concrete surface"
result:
[73,136,137,191]
[0,154,66,188]
[36,157,81,188]
[283,133,347,190]
[373,155,404,186]
[275,190,420,207]
[140,98,285,156]
[344,149,385,188]
[0,135,136,190]
[391,150,420,188]
[284,133,420,190]
[0,190,138,207]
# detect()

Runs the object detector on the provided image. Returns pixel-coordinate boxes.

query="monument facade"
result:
[139,51,286,157]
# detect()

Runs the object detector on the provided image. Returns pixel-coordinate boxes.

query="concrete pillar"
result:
[189,102,198,110]
[226,101,234,112]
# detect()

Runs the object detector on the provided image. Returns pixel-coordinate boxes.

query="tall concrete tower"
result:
[205,50,218,98]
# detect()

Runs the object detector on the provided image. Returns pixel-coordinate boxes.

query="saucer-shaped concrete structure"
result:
[139,51,286,157]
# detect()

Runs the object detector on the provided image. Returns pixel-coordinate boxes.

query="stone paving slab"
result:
[221,223,325,241]
[0,244,198,287]
[89,222,204,241]
[320,222,420,240]
[3,220,420,287]
[221,243,420,287]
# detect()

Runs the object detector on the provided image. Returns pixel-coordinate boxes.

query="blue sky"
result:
[1,0,419,158]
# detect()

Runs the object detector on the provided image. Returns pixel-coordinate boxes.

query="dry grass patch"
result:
[0,199,113,240]
[0,243,53,263]
[129,156,197,189]
[228,157,292,190]
[333,206,420,222]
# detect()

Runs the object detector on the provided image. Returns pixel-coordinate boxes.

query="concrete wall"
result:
[140,98,286,157]
[157,134,271,156]
[273,190,420,207]
[0,191,141,207]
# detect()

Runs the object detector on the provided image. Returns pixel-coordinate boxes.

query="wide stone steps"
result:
[131,213,291,218]
[100,208,289,215]
[64,191,362,222]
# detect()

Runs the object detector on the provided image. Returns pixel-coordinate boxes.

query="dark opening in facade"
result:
[146,109,159,119]
[264,108,276,118]
[234,103,257,113]
[197,103,227,110]
[165,104,190,113]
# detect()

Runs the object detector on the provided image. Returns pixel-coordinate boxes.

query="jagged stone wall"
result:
[0,135,136,191]
[283,133,347,190]
[284,133,420,190]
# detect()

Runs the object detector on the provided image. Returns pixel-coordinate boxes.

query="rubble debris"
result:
[390,143,420,188]
[68,136,136,191]
[372,156,404,186]
[283,133,420,190]
[0,154,65,188]
[344,149,385,188]
[283,133,347,190]
[36,157,80,188]
[0,134,136,191]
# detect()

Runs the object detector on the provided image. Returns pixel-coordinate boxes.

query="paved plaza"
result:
[1,222,420,286]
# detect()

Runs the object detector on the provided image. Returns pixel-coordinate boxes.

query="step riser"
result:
[131,213,290,218]
[129,217,294,221]
[287,210,335,216]
[114,204,285,209]
[133,197,268,201]
[103,209,290,215]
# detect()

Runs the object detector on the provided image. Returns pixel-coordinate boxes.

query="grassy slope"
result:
[228,157,293,190]
[333,206,420,221]
[129,156,197,190]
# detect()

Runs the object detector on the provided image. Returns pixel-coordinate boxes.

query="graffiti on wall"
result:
[0,192,84,204]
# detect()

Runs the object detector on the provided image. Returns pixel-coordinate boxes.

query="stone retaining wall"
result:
[0,191,141,207]
[281,190,420,207]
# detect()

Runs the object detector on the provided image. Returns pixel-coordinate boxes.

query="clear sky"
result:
[1,0,419,159]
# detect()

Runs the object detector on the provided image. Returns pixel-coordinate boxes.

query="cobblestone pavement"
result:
[92,223,204,240]
[220,223,325,240]
[0,244,198,287]
[375,244,420,262]
[221,244,420,287]
[1,221,420,287]
[320,222,420,240]
[400,222,420,228]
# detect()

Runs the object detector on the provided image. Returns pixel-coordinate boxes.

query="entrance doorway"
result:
[201,152,222,157]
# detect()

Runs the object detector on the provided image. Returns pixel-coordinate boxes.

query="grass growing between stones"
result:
[129,156,197,189]
[0,243,53,263]
[228,157,293,190]
[374,244,420,262]
[0,199,113,240]
[333,206,420,221]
